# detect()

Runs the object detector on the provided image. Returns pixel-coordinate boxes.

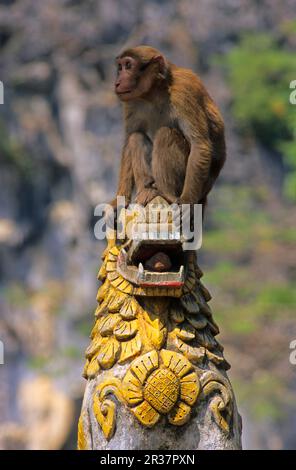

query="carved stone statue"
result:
[78,198,242,450]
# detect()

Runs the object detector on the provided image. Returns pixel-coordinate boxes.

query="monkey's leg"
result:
[152,127,197,230]
[152,127,190,201]
[129,132,159,205]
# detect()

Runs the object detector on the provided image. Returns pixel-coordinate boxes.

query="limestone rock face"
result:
[19,376,74,450]
[0,376,74,450]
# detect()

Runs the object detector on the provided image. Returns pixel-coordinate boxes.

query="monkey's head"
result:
[115,45,168,101]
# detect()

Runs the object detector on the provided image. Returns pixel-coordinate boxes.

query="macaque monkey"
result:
[110,45,226,212]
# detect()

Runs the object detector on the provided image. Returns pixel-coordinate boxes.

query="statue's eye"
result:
[125,62,132,70]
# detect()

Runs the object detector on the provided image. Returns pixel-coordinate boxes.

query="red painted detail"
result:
[139,281,184,287]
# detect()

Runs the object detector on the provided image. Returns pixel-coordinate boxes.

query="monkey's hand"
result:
[135,187,160,206]
[145,186,176,204]
[160,192,177,204]
[108,196,131,209]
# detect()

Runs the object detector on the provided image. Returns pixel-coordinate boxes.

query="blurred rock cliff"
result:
[0,0,295,449]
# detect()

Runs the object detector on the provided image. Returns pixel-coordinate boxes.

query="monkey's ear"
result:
[151,55,167,75]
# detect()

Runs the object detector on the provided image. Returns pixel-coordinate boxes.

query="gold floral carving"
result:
[122,350,200,427]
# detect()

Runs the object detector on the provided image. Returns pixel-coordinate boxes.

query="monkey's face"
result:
[115,55,155,101]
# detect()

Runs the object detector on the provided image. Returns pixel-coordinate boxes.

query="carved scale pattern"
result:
[83,246,229,379]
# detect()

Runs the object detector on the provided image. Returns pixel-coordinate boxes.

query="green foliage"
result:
[61,345,81,359]
[275,227,296,243]
[223,29,296,200]
[204,261,237,284]
[204,186,275,257]
[75,318,93,337]
[27,356,48,370]
[3,283,29,307]
[234,374,289,421]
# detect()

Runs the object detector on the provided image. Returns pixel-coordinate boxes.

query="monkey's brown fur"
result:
[112,45,226,210]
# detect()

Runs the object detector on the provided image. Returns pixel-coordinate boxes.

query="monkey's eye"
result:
[118,63,122,72]
[125,61,132,70]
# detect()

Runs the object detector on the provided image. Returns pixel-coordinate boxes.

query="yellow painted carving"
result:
[168,401,191,426]
[95,298,109,317]
[114,319,138,340]
[85,335,101,359]
[105,246,183,298]
[120,297,139,319]
[96,278,110,303]
[93,378,124,441]
[97,338,120,369]
[118,334,142,363]
[132,400,160,427]
[144,368,179,413]
[77,414,88,450]
[97,261,107,282]
[175,322,196,341]
[106,287,127,312]
[128,349,158,384]
[122,350,200,428]
[141,309,167,350]
[173,336,206,364]
[201,371,233,434]
[93,397,116,440]
[160,349,193,378]
[98,313,121,336]
[81,219,235,441]
[85,355,100,378]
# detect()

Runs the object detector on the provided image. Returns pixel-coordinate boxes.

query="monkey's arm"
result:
[172,75,226,205]
[178,100,225,204]
[179,127,213,204]
[129,132,154,192]
[110,140,135,207]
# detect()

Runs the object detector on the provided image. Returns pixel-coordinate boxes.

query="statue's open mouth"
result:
[117,238,186,287]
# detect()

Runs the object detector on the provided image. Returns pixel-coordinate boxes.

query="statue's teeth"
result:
[179,265,184,279]
[138,263,144,276]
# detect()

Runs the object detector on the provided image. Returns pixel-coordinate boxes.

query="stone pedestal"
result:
[78,199,242,450]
